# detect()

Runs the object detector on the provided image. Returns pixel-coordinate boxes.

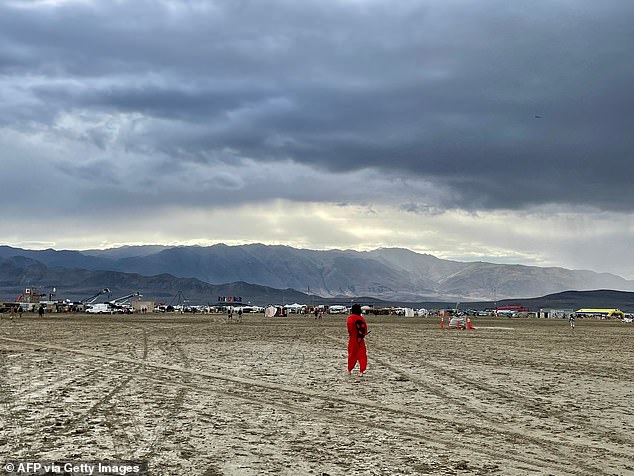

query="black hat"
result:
[351,304,362,315]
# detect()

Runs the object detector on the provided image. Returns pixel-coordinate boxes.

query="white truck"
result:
[86,303,115,314]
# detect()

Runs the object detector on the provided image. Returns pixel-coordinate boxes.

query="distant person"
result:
[347,304,368,376]
[237,308,243,321]
[18,306,23,318]
[569,313,576,329]
[38,305,45,318]
[227,307,233,321]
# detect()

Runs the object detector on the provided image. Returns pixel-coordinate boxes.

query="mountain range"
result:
[1,244,634,304]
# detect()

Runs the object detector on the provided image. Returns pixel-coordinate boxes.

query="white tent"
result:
[284,303,305,313]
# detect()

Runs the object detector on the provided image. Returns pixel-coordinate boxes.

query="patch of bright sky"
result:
[5,199,634,279]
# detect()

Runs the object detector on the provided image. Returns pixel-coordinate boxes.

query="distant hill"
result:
[2,256,634,310]
[0,256,315,305]
[82,245,171,260]
[367,290,634,312]
[1,244,634,301]
[0,245,111,270]
[493,289,634,312]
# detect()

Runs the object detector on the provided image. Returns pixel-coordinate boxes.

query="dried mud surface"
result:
[1,314,633,475]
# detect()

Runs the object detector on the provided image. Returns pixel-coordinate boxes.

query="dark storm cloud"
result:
[1,0,634,211]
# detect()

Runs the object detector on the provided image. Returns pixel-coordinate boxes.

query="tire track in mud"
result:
[0,342,122,455]
[8,365,106,402]
[37,354,566,475]
[369,350,626,476]
[339,325,633,445]
[109,325,159,457]
[0,335,620,476]
[125,324,234,473]
[47,325,152,456]
[324,333,632,475]
[375,353,493,420]
[0,348,23,448]
[373,340,633,448]
[138,325,193,461]
[96,361,605,476]
[85,324,149,414]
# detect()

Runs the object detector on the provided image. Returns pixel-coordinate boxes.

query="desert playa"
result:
[1,314,633,475]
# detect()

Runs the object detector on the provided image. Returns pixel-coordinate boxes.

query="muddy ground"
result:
[0,314,632,475]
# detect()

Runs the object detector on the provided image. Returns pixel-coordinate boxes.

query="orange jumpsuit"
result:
[347,312,368,373]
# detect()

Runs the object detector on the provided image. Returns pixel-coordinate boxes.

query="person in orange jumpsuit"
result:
[347,304,368,375]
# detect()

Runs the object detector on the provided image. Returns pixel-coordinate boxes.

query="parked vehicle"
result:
[86,303,115,314]
[328,305,348,314]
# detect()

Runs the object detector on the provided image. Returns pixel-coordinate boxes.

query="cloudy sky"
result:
[1,0,634,277]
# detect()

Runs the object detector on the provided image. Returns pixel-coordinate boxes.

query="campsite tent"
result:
[284,303,305,313]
